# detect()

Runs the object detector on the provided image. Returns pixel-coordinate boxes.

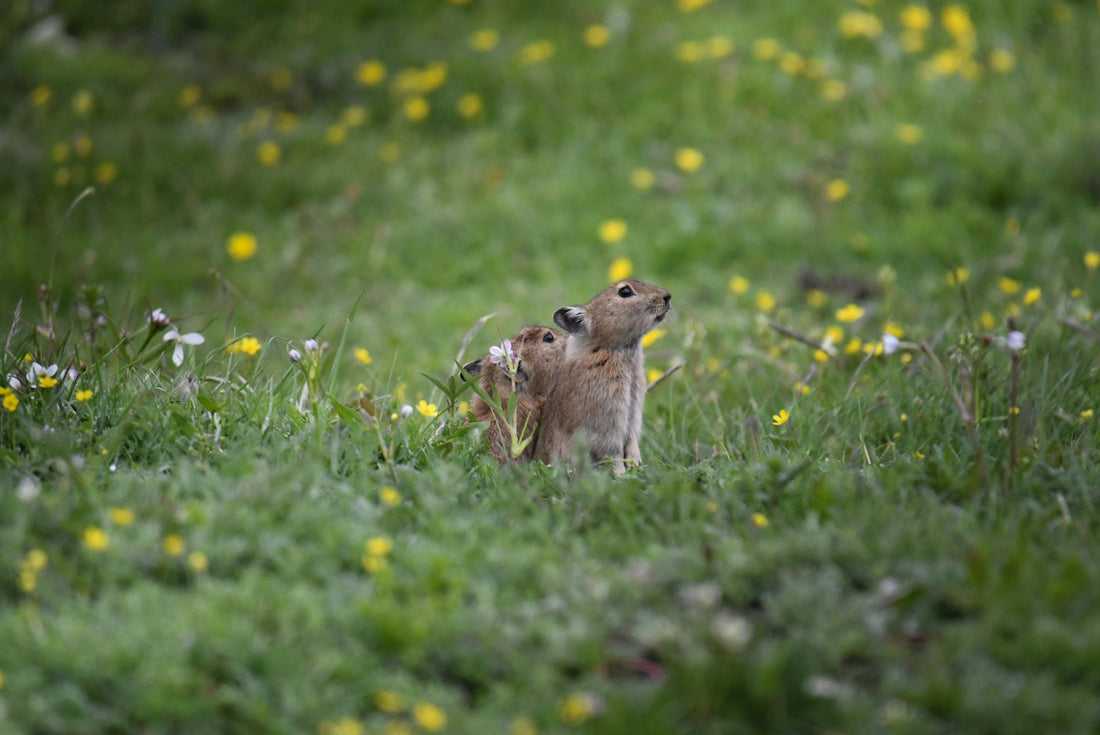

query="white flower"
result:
[29,362,59,387]
[304,338,319,353]
[400,404,414,418]
[8,374,23,390]
[489,338,520,375]
[148,308,170,326]
[1006,330,1026,352]
[881,333,900,355]
[163,329,205,366]
[288,348,302,363]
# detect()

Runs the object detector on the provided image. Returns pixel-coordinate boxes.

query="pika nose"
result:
[662,292,671,305]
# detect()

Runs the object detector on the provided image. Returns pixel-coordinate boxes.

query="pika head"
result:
[553,279,671,351]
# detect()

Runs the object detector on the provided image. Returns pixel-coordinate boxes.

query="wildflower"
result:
[402,97,428,122]
[1023,287,1041,306]
[598,219,628,244]
[729,276,750,294]
[95,162,119,184]
[779,51,805,75]
[646,367,663,383]
[609,257,633,282]
[510,717,537,735]
[379,142,401,163]
[109,507,135,526]
[149,308,170,326]
[416,400,438,417]
[53,168,71,187]
[641,328,666,348]
[331,718,364,735]
[945,266,969,285]
[227,231,258,261]
[752,37,780,60]
[990,49,1016,73]
[456,93,483,119]
[380,486,402,505]
[678,0,715,11]
[518,40,555,65]
[52,142,71,162]
[362,554,387,573]
[630,168,655,190]
[708,36,734,58]
[32,84,53,107]
[900,4,932,31]
[288,348,302,363]
[76,389,94,402]
[188,551,208,572]
[835,303,865,323]
[771,409,790,426]
[881,333,900,355]
[366,536,393,557]
[305,339,320,353]
[825,178,850,202]
[234,337,262,356]
[489,339,518,373]
[942,5,975,47]
[755,290,776,313]
[412,702,447,732]
[821,79,848,101]
[74,135,93,157]
[83,526,109,551]
[839,11,883,39]
[178,84,201,107]
[752,512,769,528]
[29,362,59,388]
[1084,251,1099,270]
[269,66,293,91]
[559,693,600,725]
[72,90,93,116]
[356,60,386,86]
[375,690,405,713]
[675,41,704,63]
[674,147,704,173]
[896,123,923,145]
[458,400,470,414]
[1006,331,1026,352]
[257,141,281,166]
[164,328,205,367]
[470,29,499,51]
[326,123,347,144]
[583,24,610,48]
[400,404,414,418]
[997,276,1021,295]
[900,30,925,53]
[163,534,186,557]
[806,289,829,308]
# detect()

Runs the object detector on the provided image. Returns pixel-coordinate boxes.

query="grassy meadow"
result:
[2,0,1100,732]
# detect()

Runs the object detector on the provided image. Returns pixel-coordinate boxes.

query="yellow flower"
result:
[76,389,94,402]
[379,142,401,163]
[54,168,71,187]
[326,123,347,145]
[708,36,734,59]
[839,11,883,39]
[1052,2,1072,23]
[72,90,93,116]
[609,257,633,282]
[900,29,925,53]
[412,702,446,732]
[375,690,405,713]
[108,507,135,526]
[778,51,805,76]
[74,135,93,157]
[1085,251,1100,270]
[404,96,429,122]
[752,512,769,528]
[825,178,850,202]
[270,66,293,91]
[356,60,386,86]
[354,347,372,365]
[343,106,368,127]
[188,551,208,572]
[641,329,666,348]
[362,554,387,573]
[845,338,863,355]
[518,40,555,65]
[1023,287,1041,306]
[416,400,438,418]
[674,147,705,173]
[941,5,975,45]
[752,37,780,60]
[457,400,470,415]
[510,716,537,735]
[813,349,829,363]
[238,337,262,356]
[630,168,655,190]
[52,141,71,162]
[366,536,393,556]
[990,49,1016,73]
[598,219,628,244]
[900,5,933,31]
[470,29,500,51]
[38,375,57,388]
[1081,409,1094,421]
[83,526,109,552]
[678,0,715,12]
[945,266,969,285]
[997,276,1021,295]
[331,718,364,735]
[456,93,483,119]
[95,162,119,184]
[163,534,186,557]
[227,231,258,261]
[675,41,704,63]
[24,549,48,572]
[32,84,53,107]
[820,79,848,101]
[646,367,662,384]
[729,276,750,294]
[771,409,790,426]
[755,290,776,313]
[583,24,610,48]
[179,84,201,107]
[257,141,281,166]
[896,123,923,145]
[806,289,828,308]
[835,303,865,322]
[885,322,905,338]
[559,694,598,725]
[380,486,402,506]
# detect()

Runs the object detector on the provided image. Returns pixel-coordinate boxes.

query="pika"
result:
[537,278,671,475]
[462,326,566,463]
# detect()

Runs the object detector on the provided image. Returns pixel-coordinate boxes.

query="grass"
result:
[2,0,1100,732]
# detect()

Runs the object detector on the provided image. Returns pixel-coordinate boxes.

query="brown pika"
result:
[537,278,671,475]
[462,325,566,463]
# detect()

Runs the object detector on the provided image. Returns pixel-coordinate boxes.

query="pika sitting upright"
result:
[462,326,566,463]
[537,278,671,475]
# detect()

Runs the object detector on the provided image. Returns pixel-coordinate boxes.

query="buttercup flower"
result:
[559,693,601,725]
[752,512,769,528]
[356,60,386,86]
[412,702,446,732]
[729,276,750,294]
[772,409,790,426]
[470,29,499,52]
[3,394,18,412]
[416,400,438,418]
[599,219,628,244]
[1085,251,1099,270]
[257,141,281,166]
[456,93,483,119]
[835,303,865,323]
[825,178,850,202]
[83,526,109,551]
[755,290,776,313]
[375,690,405,713]
[630,168,655,190]
[380,486,403,506]
[674,147,705,173]
[164,329,205,367]
[583,24,610,48]
[354,347,372,365]
[896,123,923,144]
[76,389,94,402]
[227,231,258,261]
[188,551,208,572]
[108,507,135,525]
[163,534,186,557]
[609,257,633,282]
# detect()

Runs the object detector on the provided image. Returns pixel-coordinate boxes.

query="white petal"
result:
[180,332,205,346]
[172,343,184,366]
[164,330,180,342]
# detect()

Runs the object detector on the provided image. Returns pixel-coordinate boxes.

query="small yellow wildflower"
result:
[416,400,438,418]
[845,338,863,355]
[518,40,555,65]
[896,123,923,145]
[646,368,663,384]
[76,389,94,402]
[52,141,71,162]
[839,11,884,39]
[331,718,364,735]
[74,134,93,157]
[900,29,926,53]
[227,231,258,261]
[54,168,71,187]
[1084,251,1099,270]
[456,93,483,119]
[38,375,57,388]
[675,41,704,63]
[825,178,850,202]
[72,90,93,116]
[1009,406,1020,416]
[343,106,368,127]
[583,24,610,48]
[836,303,865,323]
[510,716,537,735]
[813,349,829,363]
[32,84,53,107]
[821,79,848,101]
[366,536,393,556]
[1023,287,1041,306]
[806,289,829,308]
[990,49,1016,73]
[379,142,401,163]
[598,219,628,244]
[824,325,844,344]
[25,549,48,572]
[674,147,705,173]
[778,51,805,76]
[980,311,996,329]
[108,507,135,526]
[729,276,750,295]
[257,141,281,166]
[356,60,386,86]
[641,329,666,349]
[404,97,429,122]
[609,257,633,282]
[163,534,186,557]
[752,512,769,528]
[276,111,299,132]
[380,486,403,506]
[752,37,780,60]
[188,551,208,572]
[946,266,969,285]
[95,162,119,185]
[630,168,655,190]
[236,337,262,356]
[83,526,109,552]
[270,67,293,91]
[941,5,975,45]
[362,554,388,573]
[3,393,17,412]
[900,5,933,31]
[375,690,405,713]
[179,84,201,107]
[997,276,1021,295]
[755,290,776,313]
[559,693,598,725]
[354,348,372,365]
[470,28,500,51]
[412,702,446,732]
[326,123,347,145]
[708,36,734,58]
[771,409,790,426]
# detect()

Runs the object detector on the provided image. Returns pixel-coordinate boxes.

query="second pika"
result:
[537,278,671,475]
[462,326,566,463]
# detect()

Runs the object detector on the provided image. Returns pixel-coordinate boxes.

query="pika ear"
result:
[553,306,588,335]
[460,358,484,382]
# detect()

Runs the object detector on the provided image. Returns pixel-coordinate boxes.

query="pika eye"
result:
[617,285,634,298]
[542,332,555,343]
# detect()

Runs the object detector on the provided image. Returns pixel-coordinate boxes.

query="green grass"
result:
[2,0,1100,732]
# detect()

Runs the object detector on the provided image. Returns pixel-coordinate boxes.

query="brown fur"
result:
[537,278,671,475]
[462,326,566,463]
